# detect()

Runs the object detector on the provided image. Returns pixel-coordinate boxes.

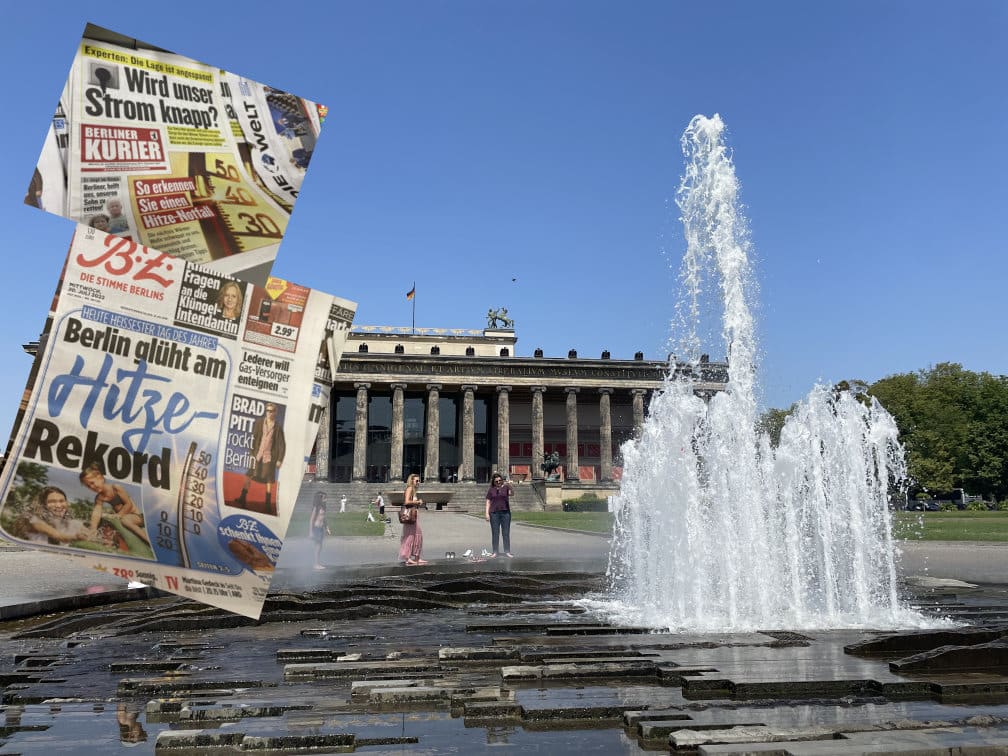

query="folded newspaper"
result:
[0,225,354,619]
[26,23,325,286]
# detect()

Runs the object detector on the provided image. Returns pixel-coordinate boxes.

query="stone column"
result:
[531,386,546,480]
[565,387,579,481]
[424,384,441,482]
[352,382,369,482]
[632,389,647,435]
[314,401,330,481]
[390,383,406,483]
[460,385,477,483]
[496,386,511,476]
[599,388,613,482]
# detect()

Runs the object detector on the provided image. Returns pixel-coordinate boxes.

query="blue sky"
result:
[0,1,1005,439]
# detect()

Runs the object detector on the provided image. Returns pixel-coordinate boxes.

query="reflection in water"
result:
[486,725,514,744]
[117,703,147,745]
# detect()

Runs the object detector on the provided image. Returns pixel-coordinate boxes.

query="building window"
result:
[473,397,490,483]
[403,396,425,480]
[439,395,459,482]
[366,395,391,483]
[331,392,356,482]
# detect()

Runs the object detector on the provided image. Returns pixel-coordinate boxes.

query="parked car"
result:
[907,500,940,512]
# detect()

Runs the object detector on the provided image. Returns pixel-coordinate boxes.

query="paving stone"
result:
[672,724,844,750]
[930,678,1008,700]
[522,705,632,722]
[461,701,524,718]
[726,725,1008,755]
[3,566,1008,753]
[644,719,767,740]
[544,624,654,636]
[657,665,723,685]
[731,679,878,699]
[154,728,246,751]
[176,703,312,721]
[633,716,706,739]
[283,659,441,680]
[890,639,1008,673]
[846,628,1008,657]
[517,647,655,661]
[275,648,344,663]
[447,686,506,705]
[118,677,269,696]
[109,661,186,672]
[239,733,356,751]
[500,660,660,680]
[438,646,519,662]
[350,679,432,697]
[622,708,685,727]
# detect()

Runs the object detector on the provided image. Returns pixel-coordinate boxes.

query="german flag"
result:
[406,284,415,300]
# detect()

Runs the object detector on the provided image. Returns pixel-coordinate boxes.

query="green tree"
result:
[757,404,797,447]
[869,364,1008,499]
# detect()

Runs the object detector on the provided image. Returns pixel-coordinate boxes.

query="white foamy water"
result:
[599,115,936,631]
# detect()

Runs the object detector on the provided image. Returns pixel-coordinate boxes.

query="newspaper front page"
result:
[0,226,355,619]
[27,25,325,286]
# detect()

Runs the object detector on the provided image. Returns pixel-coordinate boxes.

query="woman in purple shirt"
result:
[484,472,515,558]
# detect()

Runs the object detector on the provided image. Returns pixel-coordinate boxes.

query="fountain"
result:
[602,114,927,631]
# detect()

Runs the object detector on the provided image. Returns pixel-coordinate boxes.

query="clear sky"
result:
[0,1,1005,440]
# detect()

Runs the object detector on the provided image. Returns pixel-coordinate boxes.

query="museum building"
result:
[314,323,728,488]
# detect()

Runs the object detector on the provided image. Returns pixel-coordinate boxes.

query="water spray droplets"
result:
[602,115,927,632]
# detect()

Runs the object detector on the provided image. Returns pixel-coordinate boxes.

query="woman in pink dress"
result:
[399,473,428,565]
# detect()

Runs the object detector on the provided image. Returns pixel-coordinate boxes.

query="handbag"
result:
[398,505,417,524]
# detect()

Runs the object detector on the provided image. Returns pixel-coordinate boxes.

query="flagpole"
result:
[411,281,416,334]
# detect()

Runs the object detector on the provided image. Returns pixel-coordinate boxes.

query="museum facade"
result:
[314,324,727,487]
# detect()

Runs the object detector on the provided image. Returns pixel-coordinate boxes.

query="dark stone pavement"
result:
[1,513,1007,754]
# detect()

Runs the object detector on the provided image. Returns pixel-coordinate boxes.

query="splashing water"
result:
[600,115,931,631]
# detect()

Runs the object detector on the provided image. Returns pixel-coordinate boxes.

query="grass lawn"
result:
[507,510,1008,541]
[286,511,386,538]
[510,511,614,534]
[893,510,1008,542]
[280,509,1006,541]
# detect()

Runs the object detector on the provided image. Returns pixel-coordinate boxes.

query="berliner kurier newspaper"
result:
[26,25,325,285]
[0,225,354,619]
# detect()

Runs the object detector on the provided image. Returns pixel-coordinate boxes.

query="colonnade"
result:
[315,384,650,483]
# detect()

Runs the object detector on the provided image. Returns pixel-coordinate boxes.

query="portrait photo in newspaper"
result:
[0,225,356,618]
[24,23,327,286]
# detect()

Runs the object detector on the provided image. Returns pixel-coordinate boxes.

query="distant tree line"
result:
[758,363,1008,501]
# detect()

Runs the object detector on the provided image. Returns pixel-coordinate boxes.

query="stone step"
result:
[296,480,547,511]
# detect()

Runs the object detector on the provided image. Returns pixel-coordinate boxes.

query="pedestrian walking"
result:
[399,473,427,565]
[310,492,330,570]
[485,472,515,558]
[340,494,347,513]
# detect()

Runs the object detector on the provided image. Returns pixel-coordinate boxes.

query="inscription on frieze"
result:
[339,358,674,383]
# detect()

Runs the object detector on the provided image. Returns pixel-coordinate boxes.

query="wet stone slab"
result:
[1,570,1008,753]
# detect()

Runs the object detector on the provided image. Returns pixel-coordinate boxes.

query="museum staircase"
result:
[296,480,546,515]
